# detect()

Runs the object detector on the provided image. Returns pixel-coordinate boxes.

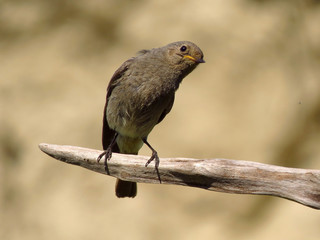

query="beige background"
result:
[1,0,320,239]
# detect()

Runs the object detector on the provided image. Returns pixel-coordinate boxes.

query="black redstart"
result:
[98,41,205,198]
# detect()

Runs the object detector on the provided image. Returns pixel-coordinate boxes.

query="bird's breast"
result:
[106,78,175,139]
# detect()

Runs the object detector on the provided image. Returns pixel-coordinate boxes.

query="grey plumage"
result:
[99,41,204,198]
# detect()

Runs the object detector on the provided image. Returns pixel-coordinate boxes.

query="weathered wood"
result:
[39,143,320,209]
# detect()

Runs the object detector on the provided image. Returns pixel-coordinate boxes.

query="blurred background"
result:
[1,0,320,239]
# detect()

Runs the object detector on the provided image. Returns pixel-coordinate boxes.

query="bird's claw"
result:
[145,151,159,168]
[97,148,113,163]
[97,148,113,174]
[145,150,161,183]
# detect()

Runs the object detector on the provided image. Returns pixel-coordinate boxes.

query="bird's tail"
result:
[112,136,140,198]
[115,179,137,198]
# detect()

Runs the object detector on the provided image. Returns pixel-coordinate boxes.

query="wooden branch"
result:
[38,143,320,209]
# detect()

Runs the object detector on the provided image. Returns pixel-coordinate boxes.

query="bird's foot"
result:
[97,147,113,173]
[97,147,113,162]
[97,132,118,173]
[145,150,159,168]
[145,150,161,183]
[143,138,161,183]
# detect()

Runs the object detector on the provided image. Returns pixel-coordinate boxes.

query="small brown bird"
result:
[98,41,204,198]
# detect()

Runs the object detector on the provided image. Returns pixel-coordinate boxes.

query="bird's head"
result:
[165,41,205,70]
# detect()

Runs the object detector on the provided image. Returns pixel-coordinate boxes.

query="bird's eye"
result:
[180,45,187,52]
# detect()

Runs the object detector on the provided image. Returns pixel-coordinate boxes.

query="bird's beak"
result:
[183,55,205,63]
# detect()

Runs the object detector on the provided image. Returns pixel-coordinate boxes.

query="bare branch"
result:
[38,143,320,209]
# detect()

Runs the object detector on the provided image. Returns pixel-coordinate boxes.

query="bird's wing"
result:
[101,58,134,151]
[157,93,175,124]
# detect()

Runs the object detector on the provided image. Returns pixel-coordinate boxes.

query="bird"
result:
[97,41,205,198]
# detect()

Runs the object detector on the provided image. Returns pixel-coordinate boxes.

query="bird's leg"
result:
[143,138,159,168]
[97,132,118,164]
[143,138,161,183]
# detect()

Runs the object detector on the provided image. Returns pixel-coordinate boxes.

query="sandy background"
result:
[1,0,320,239]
